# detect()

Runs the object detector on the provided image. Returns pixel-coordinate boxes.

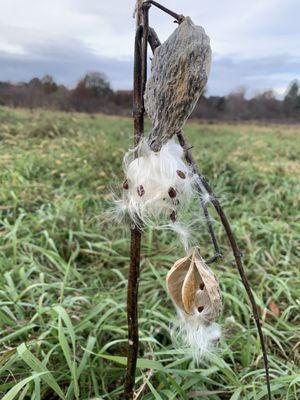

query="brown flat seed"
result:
[123,179,129,190]
[177,170,186,179]
[137,185,145,196]
[170,210,176,223]
[198,306,204,313]
[168,187,177,198]
[199,282,205,290]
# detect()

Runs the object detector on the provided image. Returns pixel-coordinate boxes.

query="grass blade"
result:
[17,343,66,400]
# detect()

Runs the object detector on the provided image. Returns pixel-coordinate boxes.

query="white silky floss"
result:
[172,308,221,363]
[120,139,195,245]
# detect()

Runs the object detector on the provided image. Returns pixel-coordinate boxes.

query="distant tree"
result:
[28,77,42,89]
[114,90,132,115]
[25,78,44,109]
[249,90,282,120]
[70,72,113,112]
[41,75,58,94]
[285,80,299,101]
[284,80,300,117]
[216,96,226,112]
[260,90,275,101]
[226,87,248,119]
[82,72,112,98]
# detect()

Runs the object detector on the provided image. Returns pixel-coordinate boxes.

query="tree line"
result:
[0,72,299,121]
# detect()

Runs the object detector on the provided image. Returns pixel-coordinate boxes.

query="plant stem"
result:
[124,18,145,400]
[124,226,142,400]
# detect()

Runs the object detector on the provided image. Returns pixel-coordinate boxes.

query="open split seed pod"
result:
[166,248,222,360]
[167,248,222,320]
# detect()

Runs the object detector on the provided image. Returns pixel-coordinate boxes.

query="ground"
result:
[0,106,299,399]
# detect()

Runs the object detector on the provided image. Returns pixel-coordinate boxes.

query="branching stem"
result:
[177,130,272,400]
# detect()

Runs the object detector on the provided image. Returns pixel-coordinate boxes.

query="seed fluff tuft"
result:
[119,139,196,245]
[171,307,221,363]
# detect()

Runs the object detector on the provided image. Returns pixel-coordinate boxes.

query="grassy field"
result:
[0,106,299,399]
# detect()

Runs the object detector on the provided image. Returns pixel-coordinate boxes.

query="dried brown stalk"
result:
[125,3,184,398]
[124,12,144,400]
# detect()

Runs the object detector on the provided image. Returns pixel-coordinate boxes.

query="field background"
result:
[0,106,299,399]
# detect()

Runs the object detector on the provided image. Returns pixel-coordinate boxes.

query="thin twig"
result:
[142,2,150,98]
[144,0,185,23]
[148,27,161,52]
[177,130,272,400]
[195,181,221,259]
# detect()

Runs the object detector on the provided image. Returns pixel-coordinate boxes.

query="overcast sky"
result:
[0,0,299,97]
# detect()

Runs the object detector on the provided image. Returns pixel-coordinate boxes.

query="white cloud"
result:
[0,41,25,55]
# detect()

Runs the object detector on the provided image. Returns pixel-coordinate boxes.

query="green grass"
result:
[0,106,299,399]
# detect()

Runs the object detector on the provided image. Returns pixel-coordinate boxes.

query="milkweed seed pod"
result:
[166,247,222,361]
[145,17,211,151]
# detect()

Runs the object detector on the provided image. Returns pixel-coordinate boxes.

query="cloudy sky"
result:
[0,0,299,97]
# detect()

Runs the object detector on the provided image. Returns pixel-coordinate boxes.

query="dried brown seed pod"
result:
[123,179,129,190]
[170,210,176,223]
[166,248,222,320]
[168,187,177,198]
[137,185,145,196]
[177,170,186,179]
[199,282,205,290]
